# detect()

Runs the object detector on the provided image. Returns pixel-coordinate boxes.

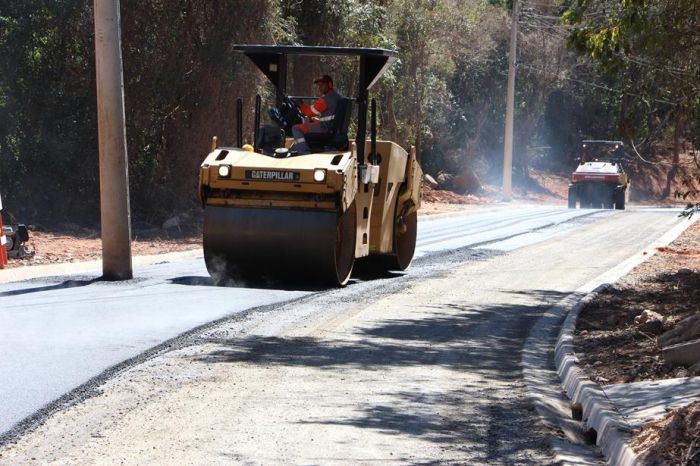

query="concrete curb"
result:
[555,285,639,466]
[522,290,607,465]
[553,215,699,466]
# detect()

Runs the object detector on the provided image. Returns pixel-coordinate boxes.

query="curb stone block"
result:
[662,338,700,367]
[555,284,641,466]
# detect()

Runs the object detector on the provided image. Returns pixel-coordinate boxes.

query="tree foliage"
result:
[564,0,700,195]
[0,0,696,226]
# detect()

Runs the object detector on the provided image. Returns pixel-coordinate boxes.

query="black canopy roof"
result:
[582,140,624,145]
[232,44,397,57]
[232,45,398,91]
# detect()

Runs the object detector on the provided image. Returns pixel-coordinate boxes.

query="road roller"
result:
[198,45,423,286]
[567,140,630,210]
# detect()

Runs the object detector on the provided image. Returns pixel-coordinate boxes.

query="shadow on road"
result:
[196,288,569,463]
[0,279,100,298]
[167,275,328,292]
[168,267,405,292]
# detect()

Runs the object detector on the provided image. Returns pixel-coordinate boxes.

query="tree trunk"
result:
[383,88,399,142]
[662,113,683,199]
[465,106,489,162]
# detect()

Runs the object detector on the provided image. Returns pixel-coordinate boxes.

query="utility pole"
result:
[502,0,520,200]
[94,0,133,280]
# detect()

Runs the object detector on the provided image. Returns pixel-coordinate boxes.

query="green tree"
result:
[564,0,700,196]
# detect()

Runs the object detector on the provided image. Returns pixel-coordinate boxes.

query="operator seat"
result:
[305,98,353,152]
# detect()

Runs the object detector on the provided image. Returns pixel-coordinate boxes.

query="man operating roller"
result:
[291,75,343,154]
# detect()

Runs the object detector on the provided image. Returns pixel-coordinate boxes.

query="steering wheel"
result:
[268,106,286,128]
[282,96,304,122]
[268,96,304,133]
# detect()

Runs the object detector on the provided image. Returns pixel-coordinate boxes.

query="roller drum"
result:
[203,206,354,286]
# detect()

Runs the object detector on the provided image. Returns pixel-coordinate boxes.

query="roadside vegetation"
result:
[0,0,698,226]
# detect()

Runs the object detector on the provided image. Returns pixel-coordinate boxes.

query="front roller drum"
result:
[203,205,356,286]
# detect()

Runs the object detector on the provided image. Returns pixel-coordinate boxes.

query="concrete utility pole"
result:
[502,0,520,200]
[94,0,133,280]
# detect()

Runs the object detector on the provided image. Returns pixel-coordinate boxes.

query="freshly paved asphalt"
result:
[0,206,668,436]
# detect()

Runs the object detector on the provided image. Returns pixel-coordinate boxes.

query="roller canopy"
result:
[232,45,397,92]
[232,44,398,165]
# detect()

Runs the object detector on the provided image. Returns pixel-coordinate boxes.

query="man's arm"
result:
[300,98,328,119]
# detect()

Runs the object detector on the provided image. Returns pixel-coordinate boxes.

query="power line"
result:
[629,139,697,168]
[518,9,699,87]
[517,63,679,106]
[623,54,697,78]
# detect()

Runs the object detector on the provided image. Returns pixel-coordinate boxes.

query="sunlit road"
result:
[0,205,680,442]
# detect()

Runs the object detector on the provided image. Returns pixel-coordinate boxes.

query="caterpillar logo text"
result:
[245,170,301,182]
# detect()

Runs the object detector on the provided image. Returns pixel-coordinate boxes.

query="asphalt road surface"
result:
[0,205,687,464]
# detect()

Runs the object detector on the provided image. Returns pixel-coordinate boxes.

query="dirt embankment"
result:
[626,148,699,202]
[630,401,699,466]
[4,226,201,269]
[575,221,700,384]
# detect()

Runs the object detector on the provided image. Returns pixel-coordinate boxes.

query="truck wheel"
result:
[615,191,626,210]
[591,186,602,209]
[580,192,590,209]
[577,186,588,208]
[568,186,577,209]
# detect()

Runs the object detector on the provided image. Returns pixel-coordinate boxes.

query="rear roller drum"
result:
[383,202,418,271]
[333,203,357,285]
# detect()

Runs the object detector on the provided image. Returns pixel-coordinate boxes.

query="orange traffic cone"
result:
[0,195,7,268]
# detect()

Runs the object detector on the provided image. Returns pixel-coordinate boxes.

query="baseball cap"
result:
[313,75,333,84]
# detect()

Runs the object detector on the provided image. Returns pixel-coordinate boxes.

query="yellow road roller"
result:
[199,45,422,286]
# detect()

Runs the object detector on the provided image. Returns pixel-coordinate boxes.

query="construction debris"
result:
[423,173,439,189]
[658,314,700,368]
[635,309,663,325]
[2,224,35,259]
[435,169,482,195]
[631,400,700,466]
[658,314,700,347]
[662,339,700,368]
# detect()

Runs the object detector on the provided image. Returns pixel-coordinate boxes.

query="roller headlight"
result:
[218,165,231,178]
[313,169,326,182]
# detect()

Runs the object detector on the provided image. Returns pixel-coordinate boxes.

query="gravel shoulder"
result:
[6,231,201,269]
[0,248,557,465]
